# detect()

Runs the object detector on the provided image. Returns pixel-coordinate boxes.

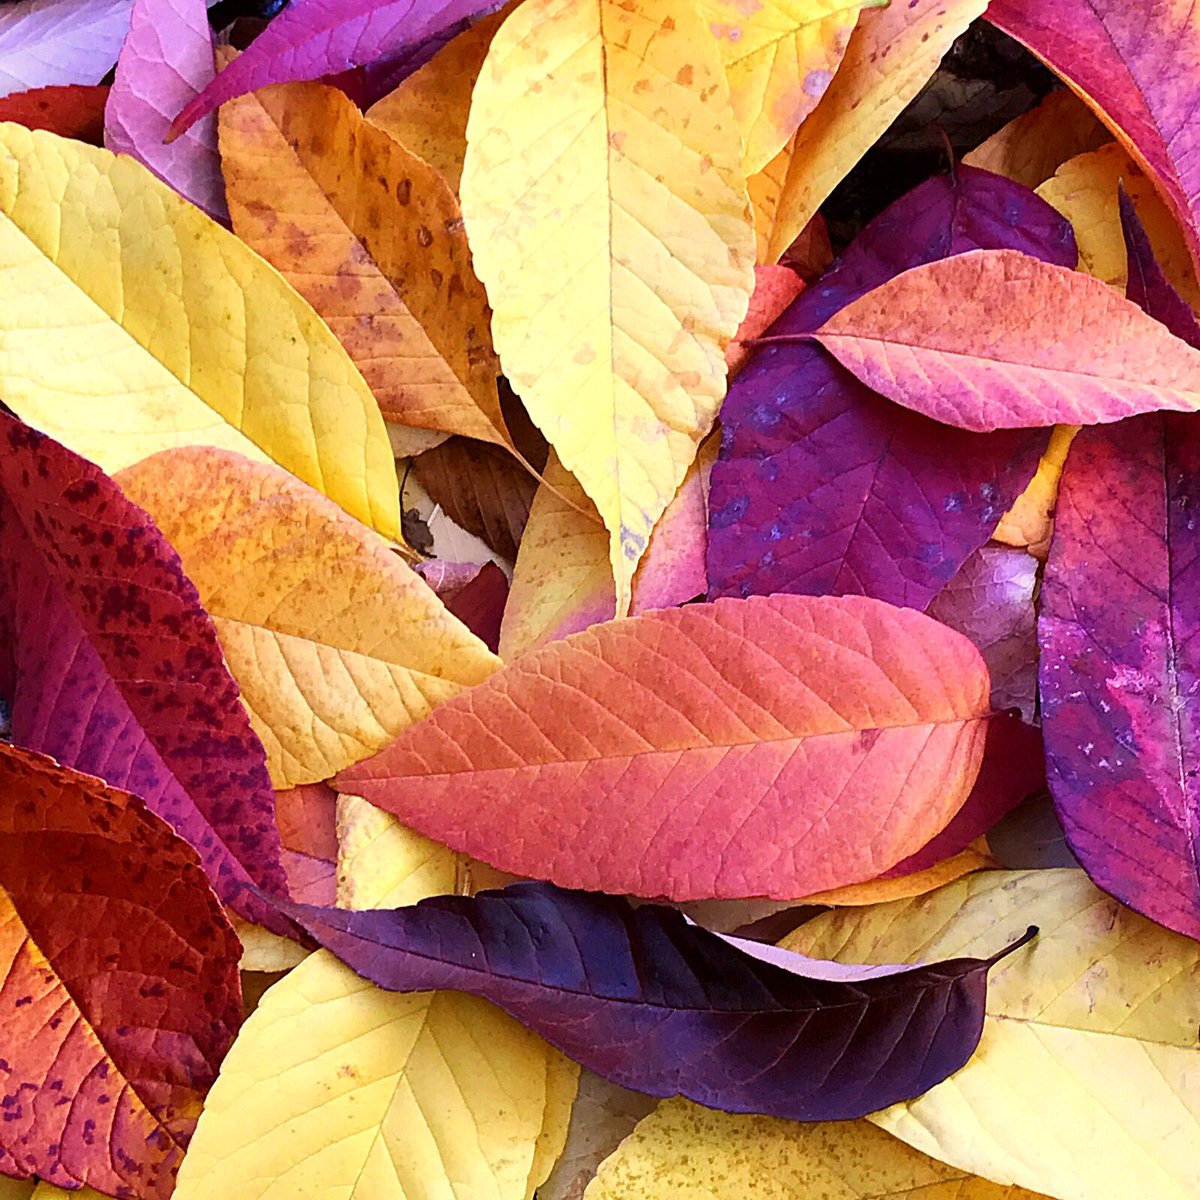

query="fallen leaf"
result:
[961,87,1110,189]
[0,418,292,933]
[987,794,1081,870]
[992,424,1079,556]
[0,123,400,539]
[460,0,755,612]
[801,841,995,907]
[0,743,241,1199]
[765,0,988,261]
[283,880,1033,1120]
[365,5,508,192]
[725,264,805,375]
[1036,142,1200,306]
[816,248,1200,430]
[116,447,499,789]
[171,952,573,1200]
[0,83,107,142]
[105,0,227,221]
[698,0,876,175]
[231,918,310,973]
[169,0,498,138]
[499,448,710,659]
[0,0,130,97]
[708,169,1071,608]
[926,544,1039,720]
[988,0,1200,278]
[585,1097,1050,1199]
[786,870,1200,1200]
[221,80,508,444]
[415,560,509,654]
[276,782,338,905]
[746,137,835,268]
[340,594,991,900]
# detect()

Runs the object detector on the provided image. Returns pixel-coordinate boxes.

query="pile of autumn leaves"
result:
[0,0,1198,1196]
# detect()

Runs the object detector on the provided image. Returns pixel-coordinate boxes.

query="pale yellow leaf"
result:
[584,1098,1049,1199]
[0,124,400,540]
[767,0,987,261]
[231,916,310,973]
[697,0,875,175]
[783,869,1200,1200]
[461,0,755,612]
[116,448,499,788]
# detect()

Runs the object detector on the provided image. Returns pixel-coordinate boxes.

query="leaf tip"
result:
[988,924,1039,967]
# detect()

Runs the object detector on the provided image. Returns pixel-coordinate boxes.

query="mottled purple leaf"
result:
[105,0,227,220]
[927,543,1039,720]
[0,0,131,98]
[1120,186,1200,346]
[168,0,496,139]
[277,882,1034,1121]
[708,167,1075,610]
[0,415,294,935]
[1038,202,1200,938]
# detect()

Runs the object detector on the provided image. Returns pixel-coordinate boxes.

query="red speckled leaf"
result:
[0,84,107,141]
[338,594,992,900]
[988,0,1200,277]
[275,783,337,905]
[0,416,292,935]
[1038,200,1200,939]
[0,742,241,1198]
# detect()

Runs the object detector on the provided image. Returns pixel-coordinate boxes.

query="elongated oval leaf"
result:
[815,249,1200,431]
[339,594,991,900]
[0,123,400,539]
[460,0,755,611]
[0,418,291,933]
[0,744,241,1199]
[786,870,1200,1200]
[282,882,1033,1121]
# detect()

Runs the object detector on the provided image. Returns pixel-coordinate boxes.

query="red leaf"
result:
[0,84,107,142]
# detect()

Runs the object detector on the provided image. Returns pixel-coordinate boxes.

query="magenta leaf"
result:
[1038,200,1200,939]
[0,0,132,98]
[105,0,227,221]
[707,167,1075,610]
[168,0,499,139]
[276,882,1035,1121]
[0,415,294,935]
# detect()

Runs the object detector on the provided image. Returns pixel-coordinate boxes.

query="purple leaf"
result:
[414,560,508,653]
[707,167,1076,610]
[1038,200,1200,939]
[0,0,132,98]
[0,415,295,935]
[105,0,228,221]
[168,0,497,139]
[277,882,1035,1121]
[926,544,1039,720]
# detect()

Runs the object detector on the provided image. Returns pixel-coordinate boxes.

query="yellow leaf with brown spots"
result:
[220,80,508,444]
[116,447,499,788]
[461,0,755,613]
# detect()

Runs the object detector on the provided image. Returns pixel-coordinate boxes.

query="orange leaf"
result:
[339,595,991,900]
[726,265,805,375]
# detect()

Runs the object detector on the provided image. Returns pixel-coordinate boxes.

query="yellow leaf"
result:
[30,1186,105,1199]
[993,424,1079,558]
[366,6,510,192]
[116,448,499,788]
[697,0,877,176]
[0,1179,33,1199]
[230,915,310,972]
[1036,142,1200,307]
[221,81,508,445]
[783,869,1200,1200]
[962,89,1110,190]
[499,443,713,659]
[461,0,754,613]
[335,792,461,910]
[171,952,576,1200]
[584,1098,1049,1199]
[767,0,987,261]
[0,123,399,540]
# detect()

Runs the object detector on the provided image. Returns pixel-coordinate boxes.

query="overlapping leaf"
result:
[0,419,291,932]
[340,594,991,899]
[0,744,241,1199]
[460,0,755,611]
[0,83,107,141]
[0,123,400,538]
[283,881,1033,1121]
[116,447,499,789]
[0,0,131,97]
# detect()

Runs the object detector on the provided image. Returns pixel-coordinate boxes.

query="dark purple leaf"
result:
[276,881,1035,1121]
[414,560,508,653]
[0,415,294,935]
[1038,202,1200,939]
[707,166,1075,610]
